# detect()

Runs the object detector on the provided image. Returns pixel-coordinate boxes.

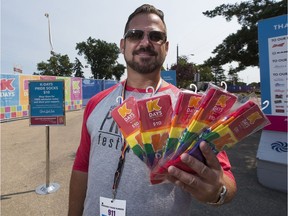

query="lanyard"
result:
[111,78,162,201]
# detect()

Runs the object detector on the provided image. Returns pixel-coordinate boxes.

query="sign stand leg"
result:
[36,125,60,195]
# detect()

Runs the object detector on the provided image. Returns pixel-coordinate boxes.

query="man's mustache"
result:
[133,47,157,56]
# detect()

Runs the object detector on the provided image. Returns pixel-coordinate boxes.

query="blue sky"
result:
[1,0,260,83]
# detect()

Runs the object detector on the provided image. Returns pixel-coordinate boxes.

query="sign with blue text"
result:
[29,80,65,125]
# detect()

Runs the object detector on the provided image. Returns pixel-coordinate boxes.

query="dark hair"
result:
[124,4,166,35]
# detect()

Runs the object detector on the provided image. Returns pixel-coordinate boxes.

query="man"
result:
[69,4,236,216]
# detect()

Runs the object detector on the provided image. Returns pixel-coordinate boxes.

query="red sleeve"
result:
[217,151,235,182]
[72,85,119,172]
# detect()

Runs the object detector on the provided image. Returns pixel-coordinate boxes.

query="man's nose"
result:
[139,33,151,46]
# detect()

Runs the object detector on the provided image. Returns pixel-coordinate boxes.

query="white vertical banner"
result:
[257,15,287,192]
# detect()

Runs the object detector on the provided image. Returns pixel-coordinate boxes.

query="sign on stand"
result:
[29,80,65,195]
[29,80,66,126]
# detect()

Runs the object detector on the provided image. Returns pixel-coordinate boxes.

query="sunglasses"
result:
[124,29,167,45]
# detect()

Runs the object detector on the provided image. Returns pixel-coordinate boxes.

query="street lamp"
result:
[44,13,54,55]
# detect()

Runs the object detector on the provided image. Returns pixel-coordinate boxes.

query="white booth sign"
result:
[257,15,287,192]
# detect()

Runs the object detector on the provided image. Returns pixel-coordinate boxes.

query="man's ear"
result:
[120,39,125,54]
[165,41,169,54]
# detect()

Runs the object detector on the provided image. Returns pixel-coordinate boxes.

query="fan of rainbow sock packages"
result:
[111,84,270,184]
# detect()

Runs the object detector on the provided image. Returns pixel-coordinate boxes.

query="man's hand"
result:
[167,141,235,204]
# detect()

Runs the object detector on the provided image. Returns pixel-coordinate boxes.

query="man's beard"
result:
[126,58,163,74]
[125,47,165,74]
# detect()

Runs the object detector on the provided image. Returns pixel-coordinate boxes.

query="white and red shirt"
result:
[73,82,235,216]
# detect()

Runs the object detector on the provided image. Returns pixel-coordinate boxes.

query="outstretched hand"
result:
[167,141,225,203]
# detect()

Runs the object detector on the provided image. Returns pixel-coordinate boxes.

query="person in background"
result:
[68,4,237,216]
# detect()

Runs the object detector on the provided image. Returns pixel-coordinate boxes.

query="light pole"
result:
[44,13,54,55]
[176,44,179,65]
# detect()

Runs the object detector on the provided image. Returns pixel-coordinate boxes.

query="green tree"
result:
[113,64,126,81]
[227,66,240,85]
[35,53,74,76]
[211,65,226,85]
[203,0,287,72]
[73,57,85,78]
[249,82,260,88]
[170,55,197,88]
[76,37,125,80]
[197,65,214,82]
